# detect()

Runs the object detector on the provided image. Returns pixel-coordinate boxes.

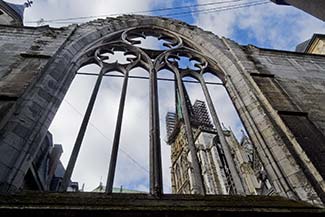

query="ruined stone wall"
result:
[248,47,325,134]
[0,24,75,192]
[0,15,324,205]
[220,39,325,204]
[244,47,325,200]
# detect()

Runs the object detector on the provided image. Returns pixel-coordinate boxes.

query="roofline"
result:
[0,23,68,31]
[244,44,325,58]
[270,0,290,6]
[304,34,325,53]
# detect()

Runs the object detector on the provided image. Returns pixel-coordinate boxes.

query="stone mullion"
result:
[174,71,205,195]
[149,67,163,196]
[199,76,245,194]
[60,67,105,192]
[105,70,130,193]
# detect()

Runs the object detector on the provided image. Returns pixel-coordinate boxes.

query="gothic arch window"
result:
[0,15,322,205]
[180,155,187,181]
[175,163,181,190]
[49,24,248,196]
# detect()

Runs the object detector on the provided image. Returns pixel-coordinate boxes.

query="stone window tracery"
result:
[58,26,242,196]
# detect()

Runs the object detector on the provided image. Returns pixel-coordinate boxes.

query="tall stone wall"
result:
[244,46,325,200]
[0,24,75,192]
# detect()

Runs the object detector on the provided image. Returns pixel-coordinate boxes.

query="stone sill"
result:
[0,192,324,216]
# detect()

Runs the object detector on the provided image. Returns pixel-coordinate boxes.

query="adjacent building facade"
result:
[271,0,325,21]
[166,100,274,195]
[296,34,325,55]
[22,131,78,192]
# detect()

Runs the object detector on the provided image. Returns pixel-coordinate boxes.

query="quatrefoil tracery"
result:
[86,27,214,78]
[122,27,183,51]
[93,42,144,74]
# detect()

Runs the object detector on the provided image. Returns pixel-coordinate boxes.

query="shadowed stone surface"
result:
[0,193,324,216]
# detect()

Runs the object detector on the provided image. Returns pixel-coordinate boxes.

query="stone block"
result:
[1,130,26,150]
[278,157,301,177]
[48,63,66,81]
[0,143,19,167]
[0,163,10,182]
[12,123,30,140]
[270,145,288,162]
[37,88,53,103]
[9,169,25,191]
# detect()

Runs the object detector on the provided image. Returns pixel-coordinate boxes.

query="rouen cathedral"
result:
[166,99,274,195]
[0,0,325,216]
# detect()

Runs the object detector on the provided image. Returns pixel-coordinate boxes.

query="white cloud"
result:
[196,9,236,37]
[8,0,325,50]
[195,0,325,50]
[7,0,172,26]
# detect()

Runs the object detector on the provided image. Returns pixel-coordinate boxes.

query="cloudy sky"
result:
[6,0,325,192]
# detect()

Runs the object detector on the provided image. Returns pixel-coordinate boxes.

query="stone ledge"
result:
[0,192,324,217]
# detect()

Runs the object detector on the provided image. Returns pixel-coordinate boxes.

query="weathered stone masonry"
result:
[0,15,324,205]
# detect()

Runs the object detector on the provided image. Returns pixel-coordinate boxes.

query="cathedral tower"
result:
[166,90,274,195]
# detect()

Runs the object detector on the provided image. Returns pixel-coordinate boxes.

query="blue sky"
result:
[9,0,324,50]
[6,0,325,192]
